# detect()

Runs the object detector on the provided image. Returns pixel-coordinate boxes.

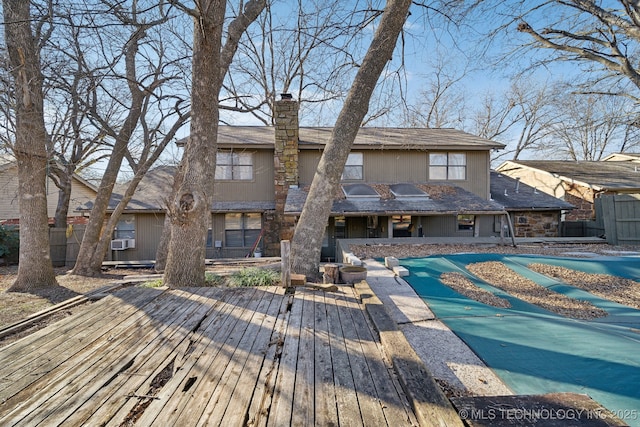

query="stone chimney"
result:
[272,94,299,245]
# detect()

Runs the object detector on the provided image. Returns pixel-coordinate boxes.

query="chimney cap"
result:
[280,93,293,100]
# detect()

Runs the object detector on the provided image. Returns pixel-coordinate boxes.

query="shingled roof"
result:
[84,165,275,213]
[497,160,640,191]
[284,183,506,216]
[180,126,505,151]
[490,171,575,211]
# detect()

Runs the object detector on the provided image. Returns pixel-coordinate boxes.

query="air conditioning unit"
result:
[110,239,129,250]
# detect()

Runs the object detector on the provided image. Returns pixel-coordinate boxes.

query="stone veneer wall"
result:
[512,211,561,237]
[563,183,596,221]
[263,98,299,256]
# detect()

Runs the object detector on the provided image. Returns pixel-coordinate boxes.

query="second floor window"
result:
[429,152,466,180]
[342,152,363,180]
[215,151,253,180]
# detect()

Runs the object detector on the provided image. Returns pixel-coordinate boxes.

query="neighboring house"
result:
[490,171,575,237]
[105,97,510,262]
[496,159,640,221]
[0,158,97,226]
[602,153,640,162]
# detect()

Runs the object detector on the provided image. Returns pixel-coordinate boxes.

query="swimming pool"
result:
[401,254,640,426]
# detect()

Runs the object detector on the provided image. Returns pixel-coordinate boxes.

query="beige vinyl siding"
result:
[298,150,323,186]
[213,150,274,202]
[0,166,20,220]
[109,213,165,261]
[64,180,97,216]
[421,215,458,236]
[0,164,96,221]
[360,150,428,182]
[299,149,491,199]
[496,166,567,200]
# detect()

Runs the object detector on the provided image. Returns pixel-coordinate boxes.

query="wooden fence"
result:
[49,225,85,267]
[599,194,640,245]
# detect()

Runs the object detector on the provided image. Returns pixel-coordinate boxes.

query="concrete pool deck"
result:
[362,258,513,397]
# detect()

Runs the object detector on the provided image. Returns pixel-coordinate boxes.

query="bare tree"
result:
[291,0,412,279]
[223,0,378,125]
[403,54,467,129]
[472,78,558,163]
[163,0,266,287]
[512,1,640,99]
[72,10,192,277]
[42,9,113,228]
[549,92,638,161]
[2,0,58,290]
[71,4,175,276]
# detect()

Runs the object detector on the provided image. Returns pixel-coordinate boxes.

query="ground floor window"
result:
[392,215,413,237]
[225,213,261,247]
[114,214,135,239]
[457,214,475,231]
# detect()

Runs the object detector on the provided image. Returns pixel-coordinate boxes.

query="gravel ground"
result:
[440,272,512,308]
[466,261,608,319]
[528,263,640,310]
[351,241,639,259]
[353,241,640,318]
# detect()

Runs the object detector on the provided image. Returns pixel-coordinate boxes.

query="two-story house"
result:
[99,97,512,262]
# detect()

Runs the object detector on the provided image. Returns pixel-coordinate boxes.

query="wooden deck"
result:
[0,284,424,426]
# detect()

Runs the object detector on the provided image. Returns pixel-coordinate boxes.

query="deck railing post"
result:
[281,240,291,288]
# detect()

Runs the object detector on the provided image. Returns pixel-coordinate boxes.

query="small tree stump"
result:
[323,263,339,284]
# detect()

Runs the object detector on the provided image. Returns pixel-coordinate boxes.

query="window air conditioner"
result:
[110,239,129,250]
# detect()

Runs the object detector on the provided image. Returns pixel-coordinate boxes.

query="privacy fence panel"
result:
[599,194,640,245]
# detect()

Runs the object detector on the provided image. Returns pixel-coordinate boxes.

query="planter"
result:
[339,266,367,284]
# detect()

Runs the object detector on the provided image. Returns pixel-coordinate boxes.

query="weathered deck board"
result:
[0,284,430,426]
[134,287,260,425]
[266,287,304,427]
[0,286,161,394]
[313,290,340,427]
[34,288,213,427]
[324,288,363,426]
[211,287,288,426]
[339,287,419,426]
[245,291,291,427]
[66,288,226,426]
[2,289,202,426]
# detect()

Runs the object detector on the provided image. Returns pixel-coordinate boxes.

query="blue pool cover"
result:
[400,254,640,426]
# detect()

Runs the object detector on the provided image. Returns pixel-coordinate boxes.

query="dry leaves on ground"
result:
[528,263,640,310]
[0,266,133,329]
[440,272,512,308]
[466,261,608,319]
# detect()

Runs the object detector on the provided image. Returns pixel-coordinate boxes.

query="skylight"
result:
[342,184,380,201]
[389,183,429,200]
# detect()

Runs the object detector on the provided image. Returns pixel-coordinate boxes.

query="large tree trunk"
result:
[154,160,184,272]
[155,0,267,280]
[70,30,145,277]
[290,0,412,279]
[163,1,226,287]
[3,0,58,291]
